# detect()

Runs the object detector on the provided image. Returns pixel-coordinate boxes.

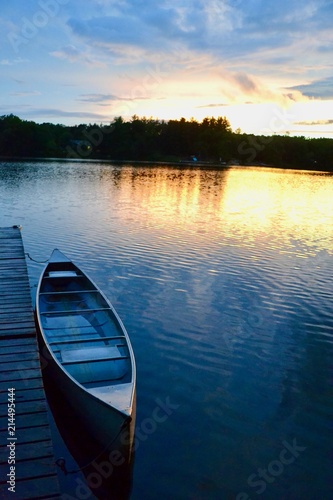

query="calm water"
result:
[0,161,332,499]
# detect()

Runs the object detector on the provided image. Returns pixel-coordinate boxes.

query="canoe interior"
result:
[38,260,132,390]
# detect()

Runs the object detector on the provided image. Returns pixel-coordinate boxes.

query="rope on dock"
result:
[25,252,49,264]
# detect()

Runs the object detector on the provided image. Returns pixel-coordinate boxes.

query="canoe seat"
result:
[61,346,124,364]
[61,346,129,385]
[48,271,79,278]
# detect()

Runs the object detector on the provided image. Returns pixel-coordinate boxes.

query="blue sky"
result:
[1,0,333,136]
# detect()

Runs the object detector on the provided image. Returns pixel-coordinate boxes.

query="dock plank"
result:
[5,476,60,499]
[0,226,60,498]
[0,398,48,416]
[0,409,51,430]
[0,440,54,464]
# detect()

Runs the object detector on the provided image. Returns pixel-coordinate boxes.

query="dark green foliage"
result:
[0,114,332,171]
[0,115,66,158]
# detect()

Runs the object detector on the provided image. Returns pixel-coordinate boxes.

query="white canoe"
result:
[36,249,136,451]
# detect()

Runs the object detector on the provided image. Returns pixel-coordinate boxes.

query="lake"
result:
[0,161,332,499]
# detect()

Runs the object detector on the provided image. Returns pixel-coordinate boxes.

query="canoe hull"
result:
[41,345,135,460]
[36,249,136,455]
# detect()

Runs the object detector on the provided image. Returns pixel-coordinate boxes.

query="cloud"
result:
[289,76,333,99]
[0,103,108,122]
[295,119,333,126]
[220,71,292,105]
[77,93,119,103]
[0,57,28,65]
[50,45,103,67]
[1,0,333,134]
[10,91,41,97]
[65,2,231,59]
[197,103,229,108]
[233,1,326,37]
[77,93,152,104]
[62,0,333,72]
[22,108,109,121]
[233,73,258,93]
[1,96,156,122]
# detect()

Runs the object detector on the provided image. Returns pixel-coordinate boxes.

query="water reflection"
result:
[221,167,333,251]
[1,162,332,257]
[44,372,134,500]
[0,161,332,498]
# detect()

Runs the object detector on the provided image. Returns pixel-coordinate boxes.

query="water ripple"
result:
[1,162,332,498]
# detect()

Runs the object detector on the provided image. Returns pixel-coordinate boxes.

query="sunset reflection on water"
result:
[0,161,332,499]
[95,165,333,257]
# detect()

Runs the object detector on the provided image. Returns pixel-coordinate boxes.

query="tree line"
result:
[0,114,331,170]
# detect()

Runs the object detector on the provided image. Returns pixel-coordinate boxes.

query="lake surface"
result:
[0,161,332,499]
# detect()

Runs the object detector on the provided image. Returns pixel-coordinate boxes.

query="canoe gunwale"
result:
[35,249,136,421]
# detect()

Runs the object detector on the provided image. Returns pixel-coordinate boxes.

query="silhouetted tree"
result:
[0,114,332,170]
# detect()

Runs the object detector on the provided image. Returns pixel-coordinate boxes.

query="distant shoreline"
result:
[0,156,332,174]
[1,115,332,172]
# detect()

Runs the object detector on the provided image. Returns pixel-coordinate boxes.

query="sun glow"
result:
[101,86,333,138]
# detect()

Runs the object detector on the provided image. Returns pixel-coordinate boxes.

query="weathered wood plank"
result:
[0,281,31,288]
[0,337,38,347]
[0,276,30,283]
[0,310,34,319]
[0,324,36,331]
[0,262,29,268]
[0,333,36,340]
[0,259,27,265]
[0,292,32,300]
[0,277,30,283]
[0,252,25,257]
[0,227,60,497]
[0,309,33,318]
[0,291,30,298]
[0,301,32,309]
[0,439,54,463]
[0,359,41,372]
[0,315,35,326]
[0,318,35,328]
[0,388,46,402]
[0,233,21,241]
[0,260,29,268]
[0,320,36,329]
[0,371,44,394]
[0,398,47,415]
[0,350,39,363]
[0,333,37,342]
[0,296,32,305]
[1,424,54,445]
[0,338,37,359]
[0,460,58,484]
[0,369,42,383]
[0,240,22,248]
[2,475,61,499]
[0,409,50,431]
[0,304,32,314]
[0,261,26,268]
[0,294,30,300]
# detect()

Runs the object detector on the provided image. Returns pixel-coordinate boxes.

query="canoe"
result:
[36,249,136,452]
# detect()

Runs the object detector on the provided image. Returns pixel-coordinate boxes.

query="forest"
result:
[0,114,332,171]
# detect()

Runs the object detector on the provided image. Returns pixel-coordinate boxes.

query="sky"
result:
[1,0,333,137]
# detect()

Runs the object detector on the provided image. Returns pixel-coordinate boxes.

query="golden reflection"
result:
[99,166,333,253]
[102,167,228,226]
[221,168,333,251]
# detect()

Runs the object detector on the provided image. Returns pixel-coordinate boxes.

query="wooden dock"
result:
[0,227,60,498]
